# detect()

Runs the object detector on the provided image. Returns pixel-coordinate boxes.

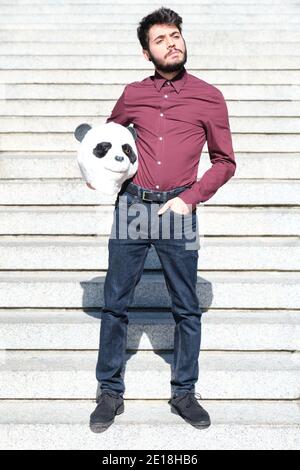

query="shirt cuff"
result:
[177,188,200,207]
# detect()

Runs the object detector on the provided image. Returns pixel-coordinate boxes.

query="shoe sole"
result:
[170,404,211,428]
[90,402,124,430]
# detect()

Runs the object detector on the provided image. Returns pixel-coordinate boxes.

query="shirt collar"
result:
[153,65,187,93]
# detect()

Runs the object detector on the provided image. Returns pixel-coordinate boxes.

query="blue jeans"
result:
[95,184,202,398]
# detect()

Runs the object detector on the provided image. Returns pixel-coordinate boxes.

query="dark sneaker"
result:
[90,390,124,431]
[168,391,211,428]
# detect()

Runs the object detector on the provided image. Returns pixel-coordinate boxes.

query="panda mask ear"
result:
[127,125,137,141]
[74,123,92,142]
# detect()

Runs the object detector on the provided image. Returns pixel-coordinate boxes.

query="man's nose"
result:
[166,38,175,48]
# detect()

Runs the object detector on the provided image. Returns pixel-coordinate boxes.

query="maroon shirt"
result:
[106,65,236,207]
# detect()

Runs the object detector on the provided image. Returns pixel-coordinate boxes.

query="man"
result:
[89,7,236,430]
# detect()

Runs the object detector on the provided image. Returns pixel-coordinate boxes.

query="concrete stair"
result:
[1,178,300,205]
[1,236,299,270]
[0,350,299,399]
[0,401,298,450]
[0,270,299,309]
[0,309,299,351]
[1,206,299,235]
[0,0,299,450]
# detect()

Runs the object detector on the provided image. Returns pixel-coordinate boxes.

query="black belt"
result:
[120,181,192,203]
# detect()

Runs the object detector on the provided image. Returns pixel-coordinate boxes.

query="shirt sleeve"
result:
[178,89,236,207]
[105,85,132,126]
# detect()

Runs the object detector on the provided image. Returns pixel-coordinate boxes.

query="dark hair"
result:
[137,6,183,51]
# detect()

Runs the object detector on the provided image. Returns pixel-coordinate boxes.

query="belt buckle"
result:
[142,190,153,201]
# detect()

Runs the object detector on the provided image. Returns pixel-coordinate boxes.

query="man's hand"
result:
[86,182,96,190]
[157,196,192,215]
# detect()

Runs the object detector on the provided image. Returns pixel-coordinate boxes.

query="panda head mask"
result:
[74,121,138,195]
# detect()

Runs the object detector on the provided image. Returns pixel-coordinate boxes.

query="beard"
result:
[148,42,188,73]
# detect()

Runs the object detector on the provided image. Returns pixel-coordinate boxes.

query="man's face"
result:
[143,23,187,73]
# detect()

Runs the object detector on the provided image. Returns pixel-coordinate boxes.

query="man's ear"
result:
[127,125,137,141]
[74,123,92,142]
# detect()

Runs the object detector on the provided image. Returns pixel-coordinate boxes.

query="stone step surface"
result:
[0,100,298,116]
[1,55,300,68]
[1,132,298,152]
[0,117,298,133]
[1,152,297,179]
[0,207,299,236]
[0,69,299,84]
[0,400,299,450]
[1,42,299,55]
[0,4,298,14]
[1,0,296,4]
[0,271,299,309]
[2,13,298,23]
[2,83,299,100]
[0,309,298,351]
[0,178,299,205]
[1,20,299,30]
[1,30,299,43]
[1,235,298,270]
[0,350,299,399]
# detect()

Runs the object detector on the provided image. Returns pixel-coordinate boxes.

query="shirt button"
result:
[160,113,164,117]
[157,161,161,164]
[167,81,170,85]
[156,185,160,189]
[164,94,168,98]
[159,136,163,140]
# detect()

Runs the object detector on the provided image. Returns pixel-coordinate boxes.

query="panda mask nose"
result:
[115,155,124,162]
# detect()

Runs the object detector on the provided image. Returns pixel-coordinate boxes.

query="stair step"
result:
[0,132,298,152]
[0,178,299,205]
[1,42,299,56]
[1,69,299,85]
[0,4,297,14]
[0,350,298,399]
[1,19,300,29]
[0,0,296,5]
[0,99,298,117]
[0,399,299,450]
[1,30,299,43]
[3,83,299,100]
[0,271,299,309]
[1,235,299,270]
[1,117,299,134]
[2,13,298,24]
[0,207,299,236]
[0,309,298,351]
[1,152,298,179]
[1,55,299,69]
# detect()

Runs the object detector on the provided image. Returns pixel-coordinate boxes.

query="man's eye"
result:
[157,36,180,44]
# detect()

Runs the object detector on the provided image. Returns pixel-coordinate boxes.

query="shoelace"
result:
[185,391,203,408]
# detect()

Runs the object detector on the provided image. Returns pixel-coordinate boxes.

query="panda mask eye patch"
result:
[92,142,112,159]
[122,144,137,164]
